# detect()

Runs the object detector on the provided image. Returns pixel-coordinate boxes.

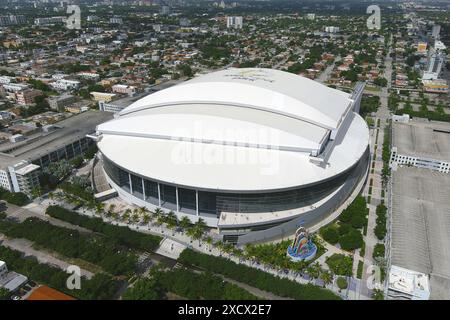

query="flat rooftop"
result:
[27,285,76,300]
[391,167,450,299]
[392,119,450,161]
[388,265,430,300]
[104,80,181,108]
[0,110,113,168]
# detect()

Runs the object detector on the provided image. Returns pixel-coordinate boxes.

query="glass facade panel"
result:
[66,144,74,159]
[101,148,369,219]
[160,184,177,211]
[40,154,50,167]
[73,141,82,156]
[57,147,66,160]
[130,174,144,199]
[118,169,130,193]
[49,151,58,163]
[144,179,159,205]
[198,191,217,216]
[178,188,196,214]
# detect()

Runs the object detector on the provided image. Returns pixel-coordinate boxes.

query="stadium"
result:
[94,68,370,244]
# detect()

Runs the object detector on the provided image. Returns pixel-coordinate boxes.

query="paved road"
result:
[0,234,94,279]
[317,56,341,83]
[358,35,393,300]
[5,202,93,234]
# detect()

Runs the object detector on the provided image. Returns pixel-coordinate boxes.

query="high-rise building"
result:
[109,17,123,24]
[325,26,340,33]
[431,24,441,39]
[422,52,444,80]
[160,5,170,15]
[227,16,243,29]
[0,15,26,27]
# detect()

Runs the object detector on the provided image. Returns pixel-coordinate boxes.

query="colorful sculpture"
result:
[286,227,317,262]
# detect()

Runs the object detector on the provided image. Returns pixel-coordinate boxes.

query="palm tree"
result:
[95,202,105,216]
[156,216,165,233]
[186,227,196,242]
[166,211,177,235]
[131,211,140,224]
[320,270,333,288]
[122,209,131,223]
[138,206,148,216]
[142,212,151,226]
[111,211,119,221]
[108,203,116,215]
[205,236,213,252]
[215,240,224,255]
[372,289,384,300]
[153,208,164,221]
[223,243,234,256]
[179,216,191,234]
[306,265,319,280]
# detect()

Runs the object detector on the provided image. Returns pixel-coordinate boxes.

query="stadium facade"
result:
[94,68,370,244]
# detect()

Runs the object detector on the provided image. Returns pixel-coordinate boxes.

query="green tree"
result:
[179,216,191,233]
[122,278,163,300]
[326,254,353,276]
[0,287,10,300]
[320,270,333,288]
[372,288,384,300]
[336,277,348,290]
[320,226,339,244]
[339,229,363,251]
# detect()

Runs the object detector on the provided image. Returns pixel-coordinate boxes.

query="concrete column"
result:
[142,178,146,200]
[128,173,133,194]
[175,187,179,212]
[157,183,161,206]
[196,190,199,216]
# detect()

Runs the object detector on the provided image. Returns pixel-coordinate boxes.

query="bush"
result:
[122,278,164,300]
[0,188,29,206]
[339,196,368,229]
[70,156,84,168]
[320,226,339,244]
[157,269,258,300]
[59,181,94,202]
[357,261,364,279]
[179,249,340,300]
[0,217,137,276]
[339,229,363,251]
[0,287,10,300]
[5,192,29,206]
[83,144,98,160]
[46,205,162,251]
[374,204,387,240]
[326,254,353,277]
[373,243,385,259]
[350,212,366,229]
[338,223,352,236]
[337,277,348,290]
[0,245,119,299]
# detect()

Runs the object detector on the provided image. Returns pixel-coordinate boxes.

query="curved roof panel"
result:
[119,68,353,130]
